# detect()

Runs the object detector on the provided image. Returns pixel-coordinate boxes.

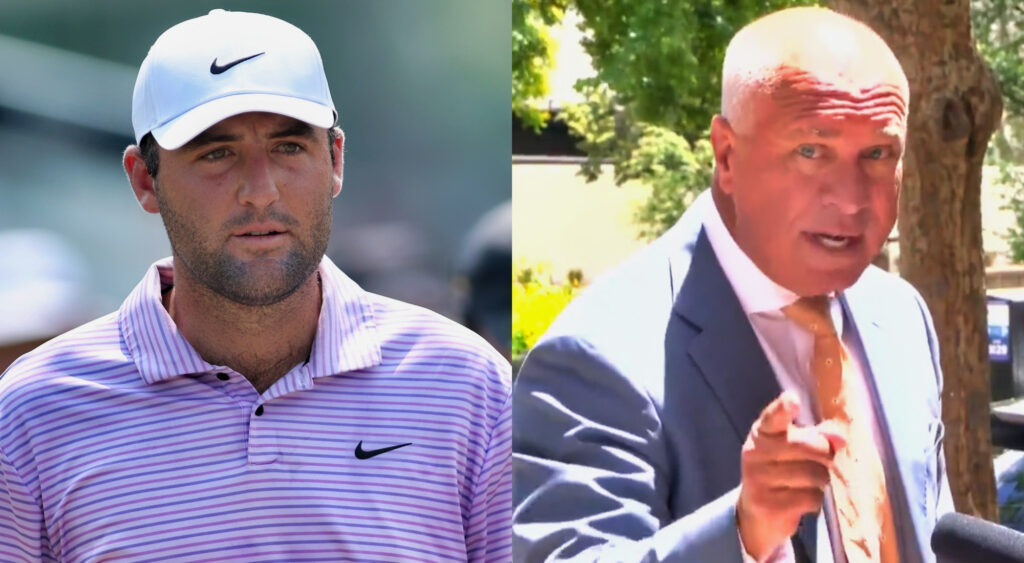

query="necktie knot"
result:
[782,296,835,337]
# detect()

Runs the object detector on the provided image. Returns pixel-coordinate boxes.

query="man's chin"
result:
[785,265,869,297]
[203,256,316,307]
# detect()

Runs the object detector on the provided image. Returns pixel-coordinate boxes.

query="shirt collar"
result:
[120,256,382,385]
[699,189,800,315]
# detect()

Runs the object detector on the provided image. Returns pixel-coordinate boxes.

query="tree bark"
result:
[826,0,1002,520]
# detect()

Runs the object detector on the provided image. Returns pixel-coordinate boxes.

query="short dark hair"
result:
[138,126,339,178]
[139,133,161,177]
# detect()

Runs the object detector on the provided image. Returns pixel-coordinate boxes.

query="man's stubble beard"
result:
[154,182,333,307]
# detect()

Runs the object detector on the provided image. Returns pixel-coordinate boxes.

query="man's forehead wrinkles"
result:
[772,66,906,91]
[775,95,906,109]
[770,70,907,105]
[776,101,908,122]
[780,103,907,139]
[771,89,908,124]
[784,103,906,118]
[772,84,908,110]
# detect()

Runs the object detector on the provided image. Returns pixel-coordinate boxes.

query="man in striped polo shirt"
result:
[0,10,511,562]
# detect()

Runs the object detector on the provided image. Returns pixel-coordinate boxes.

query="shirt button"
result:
[255,405,264,416]
[216,373,230,381]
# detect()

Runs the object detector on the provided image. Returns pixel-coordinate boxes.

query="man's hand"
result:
[736,391,846,560]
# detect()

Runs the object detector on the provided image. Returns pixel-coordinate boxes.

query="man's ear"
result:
[124,145,160,214]
[710,115,736,195]
[331,127,345,198]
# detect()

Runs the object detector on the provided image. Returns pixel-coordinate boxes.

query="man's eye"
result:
[797,145,820,159]
[865,147,889,160]
[202,148,229,160]
[278,142,302,154]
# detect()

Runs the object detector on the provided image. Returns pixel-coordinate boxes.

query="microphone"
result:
[931,512,1024,562]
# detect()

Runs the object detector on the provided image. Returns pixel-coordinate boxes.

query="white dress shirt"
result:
[698,190,893,563]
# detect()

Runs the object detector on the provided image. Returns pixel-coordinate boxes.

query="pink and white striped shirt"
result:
[0,256,512,562]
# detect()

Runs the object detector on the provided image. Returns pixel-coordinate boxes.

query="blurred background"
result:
[0,0,511,366]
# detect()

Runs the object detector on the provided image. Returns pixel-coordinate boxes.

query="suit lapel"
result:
[673,230,820,560]
[673,229,782,443]
[841,285,926,562]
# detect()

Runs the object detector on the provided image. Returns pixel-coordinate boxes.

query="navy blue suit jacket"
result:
[513,199,952,562]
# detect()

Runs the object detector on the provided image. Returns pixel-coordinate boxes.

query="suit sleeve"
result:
[914,291,955,523]
[0,444,51,562]
[513,335,744,562]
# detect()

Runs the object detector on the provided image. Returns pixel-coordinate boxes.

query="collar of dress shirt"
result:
[699,189,800,316]
[122,255,382,385]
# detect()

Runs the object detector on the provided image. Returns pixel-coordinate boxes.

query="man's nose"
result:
[237,151,280,209]
[821,159,872,215]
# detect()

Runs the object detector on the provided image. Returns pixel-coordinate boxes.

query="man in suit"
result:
[513,7,953,562]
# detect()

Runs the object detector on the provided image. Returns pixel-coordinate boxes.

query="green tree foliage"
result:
[973,0,1024,260]
[1004,163,1024,264]
[557,84,716,239]
[512,0,568,131]
[512,263,580,361]
[571,0,814,135]
[517,0,815,239]
[973,0,1024,120]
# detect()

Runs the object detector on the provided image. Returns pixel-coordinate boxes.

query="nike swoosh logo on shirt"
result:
[354,440,412,460]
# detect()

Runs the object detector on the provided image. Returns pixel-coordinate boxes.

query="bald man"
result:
[513,7,952,563]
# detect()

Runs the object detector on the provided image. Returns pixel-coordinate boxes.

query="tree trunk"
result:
[827,0,1002,520]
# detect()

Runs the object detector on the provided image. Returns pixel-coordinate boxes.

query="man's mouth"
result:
[815,233,851,248]
[808,232,861,250]
[232,223,288,237]
[230,226,290,250]
[241,230,284,236]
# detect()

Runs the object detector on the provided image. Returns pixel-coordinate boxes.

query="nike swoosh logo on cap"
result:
[354,440,412,460]
[210,52,265,75]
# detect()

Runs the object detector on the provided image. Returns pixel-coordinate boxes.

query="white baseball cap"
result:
[131,9,336,150]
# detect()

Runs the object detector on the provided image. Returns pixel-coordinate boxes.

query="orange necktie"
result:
[782,296,899,563]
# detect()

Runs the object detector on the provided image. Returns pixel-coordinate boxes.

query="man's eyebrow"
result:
[270,121,316,139]
[180,131,238,152]
[782,124,902,144]
[783,125,840,139]
[177,120,317,152]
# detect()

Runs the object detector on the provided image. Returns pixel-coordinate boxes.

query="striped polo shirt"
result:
[0,257,512,562]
